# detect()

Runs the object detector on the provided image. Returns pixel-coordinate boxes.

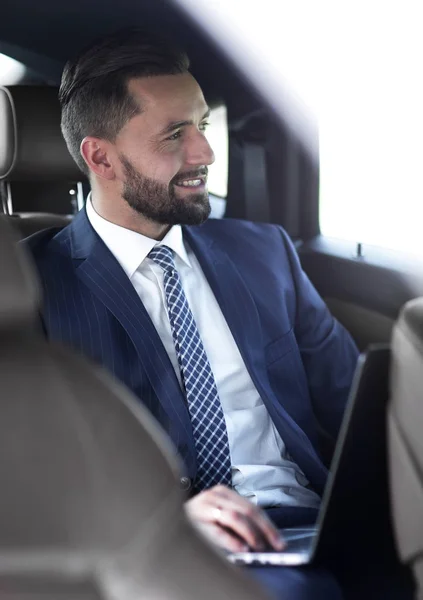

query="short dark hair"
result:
[59,29,190,175]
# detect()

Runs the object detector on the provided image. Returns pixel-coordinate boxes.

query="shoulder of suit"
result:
[195,217,283,236]
[190,218,290,249]
[22,222,72,259]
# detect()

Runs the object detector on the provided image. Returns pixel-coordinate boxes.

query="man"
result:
[26,29,358,598]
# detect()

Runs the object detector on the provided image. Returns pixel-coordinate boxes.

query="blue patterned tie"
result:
[148,245,232,491]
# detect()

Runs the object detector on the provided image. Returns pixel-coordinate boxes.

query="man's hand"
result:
[185,485,285,553]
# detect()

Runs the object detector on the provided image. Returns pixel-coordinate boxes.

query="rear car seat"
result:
[0,85,81,237]
[6,211,72,237]
[388,298,423,599]
[0,215,267,599]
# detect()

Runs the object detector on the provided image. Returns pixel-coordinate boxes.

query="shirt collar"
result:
[86,193,191,279]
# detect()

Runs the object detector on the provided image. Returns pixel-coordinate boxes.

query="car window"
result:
[205,105,228,218]
[0,49,49,85]
[315,8,423,258]
[0,52,26,85]
[318,9,423,259]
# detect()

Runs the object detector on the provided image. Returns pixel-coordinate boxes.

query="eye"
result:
[199,121,210,132]
[166,130,182,141]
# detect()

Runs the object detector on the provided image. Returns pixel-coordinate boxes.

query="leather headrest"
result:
[0,215,40,328]
[0,86,84,182]
[397,298,423,352]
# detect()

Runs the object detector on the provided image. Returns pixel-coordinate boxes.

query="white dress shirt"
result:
[86,197,321,509]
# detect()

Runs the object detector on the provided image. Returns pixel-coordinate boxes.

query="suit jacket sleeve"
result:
[278,226,359,440]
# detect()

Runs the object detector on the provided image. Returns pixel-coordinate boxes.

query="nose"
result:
[184,129,215,167]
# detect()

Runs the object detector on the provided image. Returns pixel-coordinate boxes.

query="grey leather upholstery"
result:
[388,298,423,599]
[0,215,266,599]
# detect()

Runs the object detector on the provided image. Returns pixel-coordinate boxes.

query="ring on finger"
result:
[211,507,222,522]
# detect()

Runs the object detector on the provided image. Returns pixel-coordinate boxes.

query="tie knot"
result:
[148,245,176,273]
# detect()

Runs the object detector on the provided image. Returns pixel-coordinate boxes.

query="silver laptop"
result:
[228,346,391,567]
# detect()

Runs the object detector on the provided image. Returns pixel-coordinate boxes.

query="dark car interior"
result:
[1,0,423,598]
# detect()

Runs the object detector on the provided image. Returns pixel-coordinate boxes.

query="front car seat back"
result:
[0,215,267,599]
[388,298,423,599]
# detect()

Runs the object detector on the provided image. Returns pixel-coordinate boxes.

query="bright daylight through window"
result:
[0,53,26,84]
[178,0,423,258]
[205,105,228,199]
[318,3,423,258]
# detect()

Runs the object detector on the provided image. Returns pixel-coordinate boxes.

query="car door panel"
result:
[299,237,423,351]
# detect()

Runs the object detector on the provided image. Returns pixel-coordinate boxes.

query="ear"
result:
[80,137,116,180]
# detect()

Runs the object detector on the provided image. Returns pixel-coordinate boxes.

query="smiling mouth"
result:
[174,177,206,188]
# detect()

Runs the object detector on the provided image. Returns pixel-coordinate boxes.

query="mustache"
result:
[171,167,208,183]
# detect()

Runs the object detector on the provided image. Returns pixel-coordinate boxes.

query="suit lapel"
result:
[184,226,287,413]
[67,209,196,473]
[183,226,267,386]
[184,226,328,492]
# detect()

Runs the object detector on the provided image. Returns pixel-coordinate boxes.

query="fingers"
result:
[198,522,250,553]
[217,504,284,551]
[214,507,266,550]
[185,485,285,552]
[210,487,284,551]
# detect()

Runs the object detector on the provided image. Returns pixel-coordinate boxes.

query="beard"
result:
[119,154,211,226]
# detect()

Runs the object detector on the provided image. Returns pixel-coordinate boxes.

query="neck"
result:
[90,188,170,241]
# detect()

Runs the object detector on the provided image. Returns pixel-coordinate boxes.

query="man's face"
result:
[112,72,215,226]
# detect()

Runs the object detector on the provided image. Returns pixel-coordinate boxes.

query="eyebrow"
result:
[159,108,211,136]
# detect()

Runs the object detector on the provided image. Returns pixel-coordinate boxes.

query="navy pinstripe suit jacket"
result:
[25,207,358,495]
